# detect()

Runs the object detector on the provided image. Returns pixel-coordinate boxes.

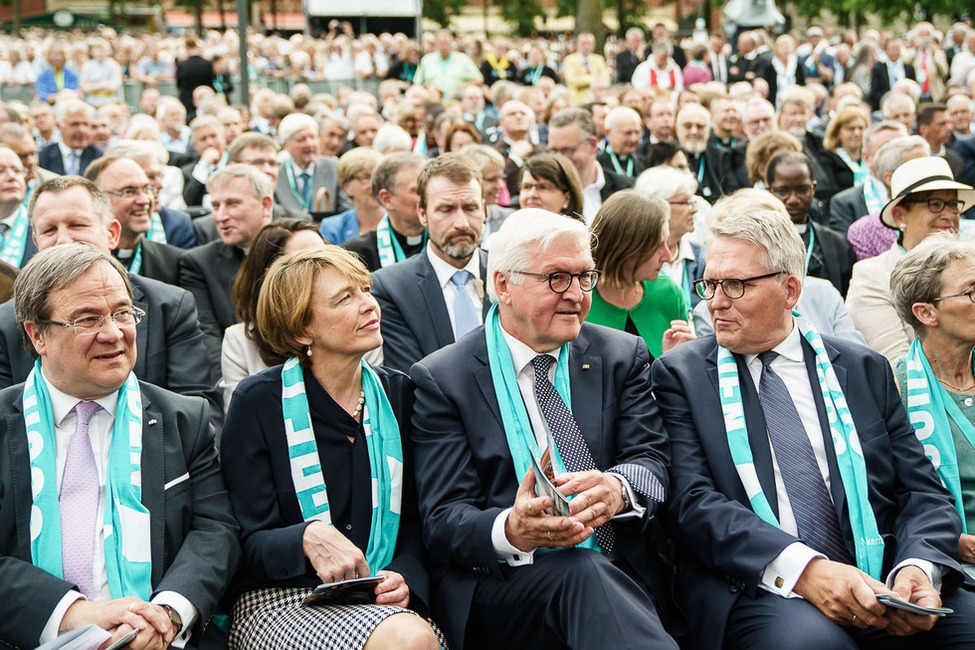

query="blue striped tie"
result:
[758,351,851,563]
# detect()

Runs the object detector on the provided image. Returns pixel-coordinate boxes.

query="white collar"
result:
[426,245,481,289]
[584,161,606,191]
[43,369,120,428]
[58,140,79,157]
[499,319,563,376]
[744,317,802,367]
[676,235,696,262]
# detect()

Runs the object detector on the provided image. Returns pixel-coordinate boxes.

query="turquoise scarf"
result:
[836,147,869,186]
[483,303,601,553]
[281,357,402,571]
[26,360,152,599]
[904,339,975,532]
[375,215,425,269]
[145,211,168,245]
[716,312,884,578]
[1,204,30,268]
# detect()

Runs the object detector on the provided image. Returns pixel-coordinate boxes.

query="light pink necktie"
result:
[60,400,101,598]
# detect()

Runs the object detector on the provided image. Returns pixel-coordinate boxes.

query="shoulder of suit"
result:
[140,380,207,416]
[130,273,192,304]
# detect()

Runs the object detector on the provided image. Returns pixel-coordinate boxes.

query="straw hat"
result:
[880,156,975,229]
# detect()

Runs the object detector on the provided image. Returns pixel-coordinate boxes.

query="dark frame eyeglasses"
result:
[932,286,975,304]
[901,198,966,214]
[694,272,785,300]
[39,306,146,334]
[507,269,600,293]
[768,185,815,200]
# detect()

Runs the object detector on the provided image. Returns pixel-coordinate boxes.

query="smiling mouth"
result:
[93,350,124,360]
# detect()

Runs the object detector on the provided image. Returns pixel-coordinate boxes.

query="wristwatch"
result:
[161,605,183,636]
[619,480,632,513]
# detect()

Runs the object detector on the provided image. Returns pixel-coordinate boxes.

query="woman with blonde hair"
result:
[816,105,871,199]
[744,129,803,188]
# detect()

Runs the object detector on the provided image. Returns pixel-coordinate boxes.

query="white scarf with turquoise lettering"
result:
[281,357,402,572]
[716,312,885,579]
[1,204,30,268]
[25,359,152,598]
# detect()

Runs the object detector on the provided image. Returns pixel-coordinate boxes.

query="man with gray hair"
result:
[180,114,228,208]
[178,164,273,378]
[846,135,931,260]
[411,207,676,650]
[631,39,684,94]
[548,107,634,223]
[0,241,239,650]
[274,112,348,219]
[653,194,975,650]
[38,98,101,176]
[597,106,646,178]
[829,121,909,234]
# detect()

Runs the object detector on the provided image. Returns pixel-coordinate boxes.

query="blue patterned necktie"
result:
[450,270,479,340]
[757,351,851,563]
[68,150,80,176]
[299,171,311,205]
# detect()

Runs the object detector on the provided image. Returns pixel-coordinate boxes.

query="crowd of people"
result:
[3,15,975,650]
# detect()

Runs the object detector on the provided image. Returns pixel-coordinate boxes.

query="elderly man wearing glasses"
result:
[84,155,184,287]
[410,208,677,650]
[653,192,975,650]
[0,145,37,269]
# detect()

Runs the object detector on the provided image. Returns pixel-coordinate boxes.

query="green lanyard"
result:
[285,159,313,210]
[606,146,633,177]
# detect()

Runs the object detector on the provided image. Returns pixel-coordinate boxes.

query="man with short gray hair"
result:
[654,197,975,650]
[38,98,101,176]
[597,106,646,178]
[178,164,273,378]
[274,112,347,218]
[0,241,239,650]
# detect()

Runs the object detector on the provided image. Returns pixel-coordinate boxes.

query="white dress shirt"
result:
[489,324,642,565]
[425,246,484,334]
[57,140,80,175]
[40,375,197,646]
[581,162,606,225]
[747,322,939,597]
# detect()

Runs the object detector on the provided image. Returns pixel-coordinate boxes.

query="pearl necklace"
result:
[351,389,365,419]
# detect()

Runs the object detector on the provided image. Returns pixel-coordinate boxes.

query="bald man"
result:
[597,106,646,178]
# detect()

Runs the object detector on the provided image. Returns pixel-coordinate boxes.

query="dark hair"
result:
[231,218,324,366]
[644,141,684,168]
[521,153,585,222]
[765,150,815,186]
[415,152,483,211]
[444,121,482,152]
[917,104,947,128]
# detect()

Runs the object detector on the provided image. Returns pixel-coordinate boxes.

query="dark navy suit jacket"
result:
[159,207,197,249]
[37,143,102,176]
[371,249,491,373]
[651,334,965,649]
[410,323,671,647]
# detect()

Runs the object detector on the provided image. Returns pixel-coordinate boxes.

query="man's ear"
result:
[23,321,46,357]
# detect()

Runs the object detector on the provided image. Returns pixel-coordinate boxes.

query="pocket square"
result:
[164,472,190,491]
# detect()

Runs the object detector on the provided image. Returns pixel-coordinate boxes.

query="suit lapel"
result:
[416,254,454,346]
[809,340,849,525]
[478,250,492,318]
[569,333,603,466]
[472,337,505,430]
[130,279,148,380]
[139,390,166,579]
[5,396,33,558]
[734,354,780,516]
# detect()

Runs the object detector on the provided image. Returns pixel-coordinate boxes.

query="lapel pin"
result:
[148,418,158,425]
[582,364,590,370]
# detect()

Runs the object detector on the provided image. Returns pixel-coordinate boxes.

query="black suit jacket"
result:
[869,60,917,110]
[179,158,210,208]
[953,134,975,187]
[371,250,492,373]
[596,150,646,179]
[615,50,642,84]
[0,381,239,649]
[599,169,635,202]
[0,275,217,410]
[689,144,734,204]
[652,335,965,649]
[118,239,183,287]
[177,241,243,380]
[176,55,214,118]
[38,143,102,176]
[410,324,671,646]
[807,221,856,297]
[827,183,870,234]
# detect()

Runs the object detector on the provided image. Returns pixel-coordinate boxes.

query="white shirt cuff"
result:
[491,508,534,566]
[760,542,825,597]
[887,559,943,593]
[151,591,198,648]
[191,162,211,185]
[605,472,646,520]
[40,591,86,645]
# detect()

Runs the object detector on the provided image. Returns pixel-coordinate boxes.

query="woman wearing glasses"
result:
[588,190,695,359]
[846,157,975,362]
[890,234,975,579]
[518,153,585,222]
[221,246,439,650]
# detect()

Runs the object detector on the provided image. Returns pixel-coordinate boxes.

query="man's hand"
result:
[793,558,889,630]
[885,565,941,636]
[555,470,626,530]
[200,148,222,166]
[302,520,371,584]
[959,533,975,563]
[509,141,533,160]
[61,598,175,650]
[505,470,590,552]
[374,571,410,608]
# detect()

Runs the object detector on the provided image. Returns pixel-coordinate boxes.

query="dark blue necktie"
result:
[758,351,851,563]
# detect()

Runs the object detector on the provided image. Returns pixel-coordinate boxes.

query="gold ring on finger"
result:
[851,615,858,624]
[547,531,554,541]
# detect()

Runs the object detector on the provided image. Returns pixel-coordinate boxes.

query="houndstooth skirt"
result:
[228,586,421,650]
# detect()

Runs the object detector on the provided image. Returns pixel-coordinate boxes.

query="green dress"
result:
[893,357,975,577]
[586,276,689,359]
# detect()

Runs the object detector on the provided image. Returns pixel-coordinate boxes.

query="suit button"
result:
[729,584,740,593]
[345,524,352,531]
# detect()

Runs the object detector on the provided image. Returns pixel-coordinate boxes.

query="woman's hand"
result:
[302,520,370,584]
[661,320,695,354]
[374,571,410,608]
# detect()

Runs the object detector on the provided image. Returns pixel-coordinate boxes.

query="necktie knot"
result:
[300,171,311,182]
[758,350,778,369]
[74,400,100,428]
[450,269,473,288]
[531,354,556,382]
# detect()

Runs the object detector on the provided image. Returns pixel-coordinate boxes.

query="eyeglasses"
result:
[932,286,975,304]
[694,271,784,300]
[520,181,563,193]
[0,166,26,177]
[244,158,280,169]
[40,306,146,334]
[104,185,157,199]
[769,185,815,200]
[549,142,583,157]
[507,269,600,293]
[902,198,966,214]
